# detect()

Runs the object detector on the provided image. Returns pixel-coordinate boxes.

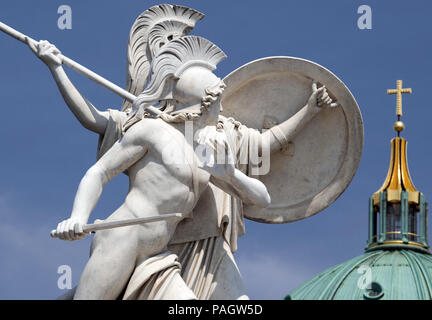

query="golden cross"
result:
[387,80,412,117]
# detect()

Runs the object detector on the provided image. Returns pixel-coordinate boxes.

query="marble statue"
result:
[36,35,274,299]
[0,4,363,299]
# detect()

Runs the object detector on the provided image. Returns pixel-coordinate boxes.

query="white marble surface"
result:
[22,4,363,300]
[222,56,364,223]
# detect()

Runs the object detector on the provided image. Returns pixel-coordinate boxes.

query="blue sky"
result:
[1,0,432,299]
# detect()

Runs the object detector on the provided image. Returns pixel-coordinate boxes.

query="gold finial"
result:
[373,80,418,204]
[372,137,419,205]
[387,80,412,117]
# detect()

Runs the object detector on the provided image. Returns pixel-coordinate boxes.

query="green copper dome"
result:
[287,249,432,300]
[287,81,432,300]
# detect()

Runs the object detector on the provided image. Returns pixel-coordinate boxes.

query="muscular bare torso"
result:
[92,118,210,259]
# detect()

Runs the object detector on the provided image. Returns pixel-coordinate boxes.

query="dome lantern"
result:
[287,81,432,300]
[367,80,429,253]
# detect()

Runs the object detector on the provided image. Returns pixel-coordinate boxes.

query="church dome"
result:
[287,80,432,300]
[287,249,432,300]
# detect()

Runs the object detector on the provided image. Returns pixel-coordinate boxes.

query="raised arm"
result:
[262,81,339,154]
[27,39,109,134]
[54,124,148,241]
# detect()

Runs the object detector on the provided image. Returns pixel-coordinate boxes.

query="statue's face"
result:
[173,67,221,109]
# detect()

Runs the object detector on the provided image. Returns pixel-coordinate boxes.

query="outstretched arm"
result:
[27,39,109,134]
[262,81,339,154]
[54,124,148,241]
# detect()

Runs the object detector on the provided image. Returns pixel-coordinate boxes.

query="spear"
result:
[0,21,162,116]
[50,213,183,238]
[0,21,175,239]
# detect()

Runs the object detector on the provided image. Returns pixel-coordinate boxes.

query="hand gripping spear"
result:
[50,213,183,239]
[0,21,184,237]
[0,21,162,116]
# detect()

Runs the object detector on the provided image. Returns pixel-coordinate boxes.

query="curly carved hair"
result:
[157,79,226,123]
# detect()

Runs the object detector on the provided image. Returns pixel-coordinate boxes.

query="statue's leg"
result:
[124,251,197,300]
[170,237,249,300]
[73,226,138,300]
[210,239,249,300]
[161,272,197,300]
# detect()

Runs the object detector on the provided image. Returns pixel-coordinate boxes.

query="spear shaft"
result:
[50,213,183,238]
[0,21,162,116]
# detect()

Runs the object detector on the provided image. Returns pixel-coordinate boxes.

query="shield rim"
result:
[221,56,364,224]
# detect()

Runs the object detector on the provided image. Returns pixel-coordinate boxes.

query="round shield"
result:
[221,56,363,224]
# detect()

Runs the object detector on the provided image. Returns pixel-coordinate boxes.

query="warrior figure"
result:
[27,5,338,299]
[46,35,271,299]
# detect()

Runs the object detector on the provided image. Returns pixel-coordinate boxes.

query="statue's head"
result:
[172,65,226,122]
[123,36,226,131]
[122,4,205,112]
